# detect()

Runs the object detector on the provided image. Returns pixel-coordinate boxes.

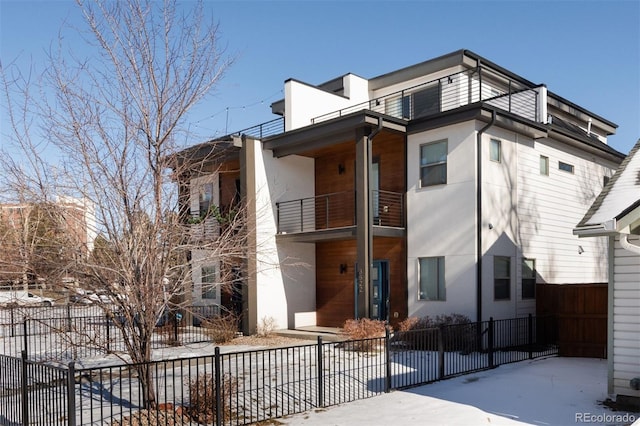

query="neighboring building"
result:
[175,49,624,334]
[0,196,95,289]
[574,139,640,406]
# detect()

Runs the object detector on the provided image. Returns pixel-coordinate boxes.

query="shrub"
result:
[394,314,476,353]
[341,318,388,352]
[202,313,239,344]
[256,316,278,337]
[185,372,238,424]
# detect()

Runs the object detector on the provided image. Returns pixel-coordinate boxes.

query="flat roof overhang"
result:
[276,225,405,243]
[407,103,549,140]
[263,111,407,158]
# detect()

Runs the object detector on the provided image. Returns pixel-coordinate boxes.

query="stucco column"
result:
[240,137,257,335]
[355,126,373,319]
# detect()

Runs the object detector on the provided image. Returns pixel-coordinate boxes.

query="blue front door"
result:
[371,260,389,321]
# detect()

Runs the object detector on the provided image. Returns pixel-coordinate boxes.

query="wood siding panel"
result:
[316,237,406,327]
[536,283,607,358]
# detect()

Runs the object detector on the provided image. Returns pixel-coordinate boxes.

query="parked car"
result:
[0,290,54,307]
[70,288,113,304]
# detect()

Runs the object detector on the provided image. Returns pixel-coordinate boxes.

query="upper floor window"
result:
[418,257,445,301]
[490,139,501,162]
[412,85,441,119]
[420,140,448,187]
[559,161,574,174]
[540,155,549,176]
[522,258,536,299]
[199,183,214,216]
[201,265,217,299]
[494,256,511,301]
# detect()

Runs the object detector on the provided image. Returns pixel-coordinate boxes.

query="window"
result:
[490,139,501,162]
[199,183,213,216]
[559,161,574,174]
[522,259,536,299]
[603,175,610,187]
[540,155,549,175]
[494,256,511,300]
[420,140,447,187]
[418,257,445,301]
[201,266,217,299]
[385,95,410,119]
[412,84,441,118]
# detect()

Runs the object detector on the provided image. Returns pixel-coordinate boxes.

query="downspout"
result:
[369,116,383,141]
[476,109,496,323]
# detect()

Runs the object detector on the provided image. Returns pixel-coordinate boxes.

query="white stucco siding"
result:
[285,75,369,131]
[612,236,640,399]
[406,122,477,320]
[252,142,316,329]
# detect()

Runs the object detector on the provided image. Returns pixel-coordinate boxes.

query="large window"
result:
[418,257,445,301]
[420,140,448,187]
[412,84,441,118]
[494,256,511,300]
[201,266,217,299]
[522,258,536,299]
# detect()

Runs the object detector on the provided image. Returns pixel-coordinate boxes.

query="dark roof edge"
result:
[547,89,618,130]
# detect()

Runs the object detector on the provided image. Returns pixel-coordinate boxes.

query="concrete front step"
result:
[275,326,347,342]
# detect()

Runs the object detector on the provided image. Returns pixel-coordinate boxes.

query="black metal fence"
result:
[0,315,557,425]
[0,305,224,360]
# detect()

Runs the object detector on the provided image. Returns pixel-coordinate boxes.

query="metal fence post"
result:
[214,347,222,426]
[173,314,179,344]
[67,304,72,332]
[317,336,324,408]
[22,320,28,358]
[21,350,28,426]
[438,326,445,380]
[488,317,494,369]
[10,308,15,337]
[385,328,391,392]
[106,314,111,353]
[528,314,534,359]
[67,361,76,426]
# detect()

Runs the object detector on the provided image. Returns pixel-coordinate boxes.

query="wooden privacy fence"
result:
[536,283,607,358]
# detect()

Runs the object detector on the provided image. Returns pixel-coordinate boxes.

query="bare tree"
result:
[1,0,236,408]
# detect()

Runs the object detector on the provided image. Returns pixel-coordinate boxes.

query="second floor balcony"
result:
[276,190,404,238]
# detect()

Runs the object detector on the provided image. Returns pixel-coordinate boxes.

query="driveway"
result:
[281,357,639,426]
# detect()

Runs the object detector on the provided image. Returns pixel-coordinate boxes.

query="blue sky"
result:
[1,0,639,154]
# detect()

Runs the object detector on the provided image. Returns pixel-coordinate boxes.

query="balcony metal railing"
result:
[229,117,285,140]
[311,67,541,125]
[276,190,404,234]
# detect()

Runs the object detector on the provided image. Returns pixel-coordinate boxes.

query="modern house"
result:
[174,49,624,334]
[574,139,640,406]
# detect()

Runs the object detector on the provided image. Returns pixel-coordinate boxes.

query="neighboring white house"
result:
[175,49,625,334]
[574,139,640,406]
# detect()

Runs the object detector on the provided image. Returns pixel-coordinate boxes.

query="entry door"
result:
[371,260,389,321]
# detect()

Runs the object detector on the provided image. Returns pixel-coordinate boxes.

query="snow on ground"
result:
[280,357,640,426]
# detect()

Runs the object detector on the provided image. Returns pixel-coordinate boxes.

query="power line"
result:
[192,89,283,125]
